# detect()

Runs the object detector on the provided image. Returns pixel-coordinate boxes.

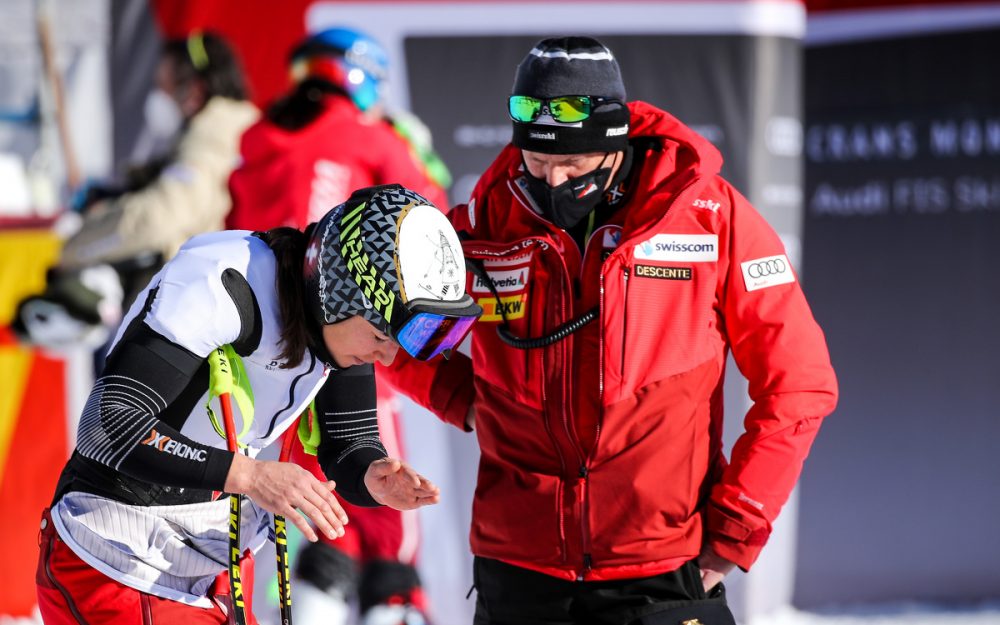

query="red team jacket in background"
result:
[384,101,838,581]
[227,94,448,230]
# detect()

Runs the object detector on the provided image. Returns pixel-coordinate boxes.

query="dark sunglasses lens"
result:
[509,96,542,122]
[549,96,591,122]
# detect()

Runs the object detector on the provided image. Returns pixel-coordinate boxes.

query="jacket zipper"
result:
[579,272,611,582]
[560,269,587,572]
[44,535,91,624]
[551,246,592,576]
[556,480,567,563]
[593,270,606,460]
[540,345,569,562]
[549,248,587,469]
[620,266,630,378]
[577,463,592,581]
[598,272,606,407]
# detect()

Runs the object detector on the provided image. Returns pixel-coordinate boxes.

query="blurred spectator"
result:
[14,31,258,348]
[227,27,449,229]
[226,26,449,625]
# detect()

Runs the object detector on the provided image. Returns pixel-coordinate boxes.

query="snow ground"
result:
[749,603,1000,625]
[7,603,1000,624]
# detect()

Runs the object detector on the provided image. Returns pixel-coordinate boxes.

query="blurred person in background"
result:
[384,36,839,625]
[14,31,258,349]
[227,26,450,625]
[34,184,468,625]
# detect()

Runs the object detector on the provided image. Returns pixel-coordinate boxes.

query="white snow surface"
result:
[9,597,1000,624]
[749,603,1000,625]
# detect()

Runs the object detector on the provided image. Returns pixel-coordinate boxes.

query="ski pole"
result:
[274,425,297,625]
[209,346,250,625]
[220,390,250,625]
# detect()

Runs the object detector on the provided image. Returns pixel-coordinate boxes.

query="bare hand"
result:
[697,546,737,593]
[364,457,441,510]
[225,453,348,543]
[465,406,476,431]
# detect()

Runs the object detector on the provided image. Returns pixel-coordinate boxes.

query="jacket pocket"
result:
[616,257,712,393]
[462,237,557,406]
[628,597,735,625]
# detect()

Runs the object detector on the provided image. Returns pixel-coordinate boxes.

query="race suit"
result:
[37,232,386,622]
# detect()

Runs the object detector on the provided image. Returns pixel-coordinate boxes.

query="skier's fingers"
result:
[281,504,318,542]
[295,496,344,542]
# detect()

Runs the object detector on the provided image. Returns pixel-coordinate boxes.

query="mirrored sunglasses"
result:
[508,95,621,124]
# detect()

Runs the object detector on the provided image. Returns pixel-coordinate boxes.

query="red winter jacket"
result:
[227,94,447,230]
[385,101,838,581]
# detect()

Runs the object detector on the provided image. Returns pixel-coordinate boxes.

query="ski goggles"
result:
[508,95,622,124]
[391,297,482,361]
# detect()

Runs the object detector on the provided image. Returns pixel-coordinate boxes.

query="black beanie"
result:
[511,36,630,155]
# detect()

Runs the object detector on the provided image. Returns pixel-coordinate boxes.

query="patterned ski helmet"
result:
[303,184,471,335]
[289,26,389,112]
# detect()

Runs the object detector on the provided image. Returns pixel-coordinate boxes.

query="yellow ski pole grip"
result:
[206,345,255,446]
[208,346,234,396]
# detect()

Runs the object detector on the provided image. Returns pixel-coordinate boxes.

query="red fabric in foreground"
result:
[0,346,67,617]
[37,508,259,625]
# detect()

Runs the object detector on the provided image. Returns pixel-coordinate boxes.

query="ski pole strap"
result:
[296,400,320,456]
[207,345,255,448]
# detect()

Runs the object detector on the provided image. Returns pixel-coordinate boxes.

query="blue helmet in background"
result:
[289,27,389,112]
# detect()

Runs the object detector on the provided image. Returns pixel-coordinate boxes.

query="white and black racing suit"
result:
[48,231,387,606]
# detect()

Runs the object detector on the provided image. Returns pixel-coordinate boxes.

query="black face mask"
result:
[522,153,613,229]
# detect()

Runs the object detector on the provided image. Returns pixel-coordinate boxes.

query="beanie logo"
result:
[529,131,556,141]
[605,125,628,137]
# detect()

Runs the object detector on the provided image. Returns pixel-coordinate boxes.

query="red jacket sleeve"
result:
[378,194,481,430]
[378,350,474,431]
[704,180,838,570]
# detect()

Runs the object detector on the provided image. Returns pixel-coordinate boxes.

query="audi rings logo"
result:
[746,258,787,279]
[740,254,796,292]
